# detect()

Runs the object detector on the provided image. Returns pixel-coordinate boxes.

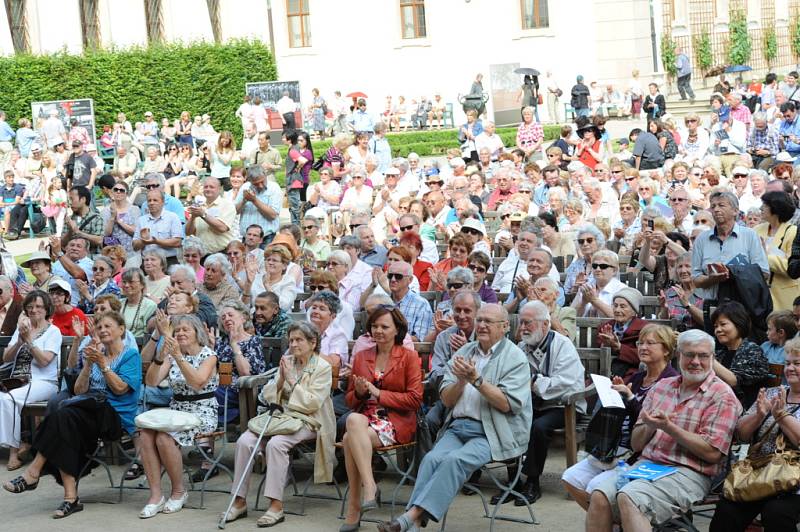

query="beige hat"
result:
[613,287,642,313]
[731,166,750,176]
[509,211,526,222]
[384,167,400,176]
[21,250,52,269]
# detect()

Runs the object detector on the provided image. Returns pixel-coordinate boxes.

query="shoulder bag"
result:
[723,405,800,502]
[248,408,321,436]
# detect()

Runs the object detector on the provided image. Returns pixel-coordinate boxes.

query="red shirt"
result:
[577,140,601,170]
[635,372,741,476]
[412,260,432,291]
[52,307,88,337]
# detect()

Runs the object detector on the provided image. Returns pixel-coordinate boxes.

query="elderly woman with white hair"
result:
[571,249,625,318]
[181,236,208,284]
[142,248,171,302]
[533,277,577,341]
[326,249,362,310]
[75,255,121,314]
[638,176,668,211]
[364,153,384,187]
[340,167,374,213]
[198,253,240,308]
[564,224,605,295]
[308,167,342,212]
[547,186,569,229]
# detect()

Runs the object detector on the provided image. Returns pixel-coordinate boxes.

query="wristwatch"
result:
[101,366,111,374]
[471,375,484,390]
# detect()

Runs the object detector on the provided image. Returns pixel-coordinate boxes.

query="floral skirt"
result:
[363,405,396,447]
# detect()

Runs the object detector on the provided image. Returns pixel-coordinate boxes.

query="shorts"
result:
[561,455,618,493]
[591,461,710,524]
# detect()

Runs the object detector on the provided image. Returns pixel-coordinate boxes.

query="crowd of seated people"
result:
[1,69,800,529]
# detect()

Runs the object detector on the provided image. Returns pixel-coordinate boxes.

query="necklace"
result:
[35,274,54,289]
[123,297,144,330]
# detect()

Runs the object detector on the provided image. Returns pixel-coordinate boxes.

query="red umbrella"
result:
[346,91,368,99]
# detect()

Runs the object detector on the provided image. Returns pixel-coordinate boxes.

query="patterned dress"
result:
[362,370,397,447]
[167,346,219,446]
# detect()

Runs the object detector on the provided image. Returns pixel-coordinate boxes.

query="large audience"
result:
[0,69,798,531]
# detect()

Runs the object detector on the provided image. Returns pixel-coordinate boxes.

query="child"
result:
[43,176,68,236]
[0,170,24,233]
[762,310,798,385]
[616,138,633,160]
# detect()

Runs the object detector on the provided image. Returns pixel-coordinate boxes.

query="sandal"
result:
[6,458,23,471]
[124,463,144,481]
[3,475,39,493]
[53,498,83,519]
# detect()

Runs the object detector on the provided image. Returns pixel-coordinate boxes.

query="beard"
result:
[522,329,545,346]
[681,368,710,384]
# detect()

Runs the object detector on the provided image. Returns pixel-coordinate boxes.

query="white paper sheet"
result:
[591,374,625,409]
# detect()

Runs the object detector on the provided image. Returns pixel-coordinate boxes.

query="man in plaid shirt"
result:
[746,112,780,169]
[586,329,741,530]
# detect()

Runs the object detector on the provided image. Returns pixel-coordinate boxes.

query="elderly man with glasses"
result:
[585,329,740,532]
[378,303,532,532]
[152,264,217,329]
[667,186,694,234]
[185,176,236,254]
[747,112,780,170]
[387,261,432,341]
[141,172,186,223]
[133,189,184,265]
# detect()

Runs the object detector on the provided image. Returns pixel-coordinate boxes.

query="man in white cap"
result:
[459,218,490,256]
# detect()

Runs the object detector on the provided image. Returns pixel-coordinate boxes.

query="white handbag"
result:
[135,408,202,432]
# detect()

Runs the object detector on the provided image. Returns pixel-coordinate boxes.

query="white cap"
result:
[460,217,486,236]
[732,166,750,176]
[48,278,72,297]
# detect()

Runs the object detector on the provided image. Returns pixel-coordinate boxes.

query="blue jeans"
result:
[288,185,306,225]
[575,108,590,118]
[407,418,491,521]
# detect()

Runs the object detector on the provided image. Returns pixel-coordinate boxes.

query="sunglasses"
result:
[500,214,510,220]
[592,263,613,270]
[694,219,711,225]
[447,282,466,290]
[302,225,316,230]
[468,264,487,273]
[144,184,160,190]
[611,170,624,174]
[309,285,327,291]
[112,187,126,193]
[519,189,532,194]
[670,197,688,202]
[387,273,406,281]
[349,224,363,231]
[461,227,482,236]
[733,174,748,178]
[685,119,698,123]
[577,238,595,245]
[92,267,107,272]
[427,181,443,186]
[624,177,636,182]
[399,225,415,232]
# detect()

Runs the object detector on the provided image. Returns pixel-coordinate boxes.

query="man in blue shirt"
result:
[14,118,39,157]
[356,225,387,268]
[235,165,283,241]
[674,47,696,102]
[778,101,800,163]
[143,173,186,223]
[0,111,15,168]
[388,261,432,340]
[349,98,374,135]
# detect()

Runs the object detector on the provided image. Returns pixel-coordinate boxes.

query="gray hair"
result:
[303,216,321,228]
[171,314,211,347]
[328,250,352,269]
[92,255,116,272]
[218,300,253,334]
[399,213,421,226]
[246,165,265,180]
[169,264,198,284]
[183,235,208,257]
[392,157,409,172]
[340,234,362,250]
[407,152,420,161]
[753,111,767,123]
[521,300,550,323]
[307,290,342,315]
[121,267,146,285]
[575,224,606,247]
[452,290,481,310]
[365,293,393,308]
[143,172,166,186]
[203,253,232,275]
[533,276,559,292]
[592,249,619,269]
[287,321,321,353]
[677,329,715,355]
[0,275,12,291]
[447,267,474,285]
[745,206,762,217]
[142,248,168,272]
[709,190,739,212]
[641,205,661,219]
[567,161,589,174]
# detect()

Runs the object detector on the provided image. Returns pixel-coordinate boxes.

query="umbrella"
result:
[724,65,752,73]
[346,91,368,98]
[514,67,540,76]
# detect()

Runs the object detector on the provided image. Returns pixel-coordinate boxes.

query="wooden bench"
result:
[576,317,672,349]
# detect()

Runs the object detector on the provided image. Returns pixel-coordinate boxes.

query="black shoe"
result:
[490,480,522,505]
[514,482,541,506]
[191,466,219,483]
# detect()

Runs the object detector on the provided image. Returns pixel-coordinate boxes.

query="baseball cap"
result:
[48,278,72,297]
[71,140,82,147]
[384,167,400,176]
[732,166,750,176]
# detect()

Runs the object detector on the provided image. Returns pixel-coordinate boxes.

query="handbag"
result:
[135,408,202,432]
[248,408,320,436]
[584,406,627,464]
[0,340,35,392]
[723,406,800,502]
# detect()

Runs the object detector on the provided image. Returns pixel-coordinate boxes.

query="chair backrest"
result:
[218,360,233,386]
[419,291,440,312]
[289,311,307,323]
[640,296,661,318]
[261,336,288,368]
[293,292,312,312]
[353,311,367,339]
[576,317,673,349]
[577,347,612,378]
[413,342,433,374]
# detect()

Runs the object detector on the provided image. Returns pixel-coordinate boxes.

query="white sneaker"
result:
[162,491,188,514]
[139,496,165,519]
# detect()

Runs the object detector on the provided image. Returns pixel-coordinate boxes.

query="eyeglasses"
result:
[92,267,107,272]
[519,189,532,194]
[670,197,688,203]
[302,225,316,230]
[577,238,595,245]
[447,282,466,290]
[685,119,698,123]
[426,181,443,186]
[461,228,482,236]
[694,219,711,225]
[400,225,415,232]
[475,317,506,325]
[468,264,486,273]
[144,184,160,190]
[624,177,636,182]
[640,187,651,191]
[112,187,126,193]
[611,170,624,174]
[309,285,327,291]
[682,352,712,361]
[592,263,614,270]
[387,273,406,281]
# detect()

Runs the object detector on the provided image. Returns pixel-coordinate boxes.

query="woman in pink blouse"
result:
[515,106,543,161]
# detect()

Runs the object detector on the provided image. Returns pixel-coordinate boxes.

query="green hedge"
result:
[0,40,277,140]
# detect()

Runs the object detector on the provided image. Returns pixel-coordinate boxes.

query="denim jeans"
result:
[677,74,696,100]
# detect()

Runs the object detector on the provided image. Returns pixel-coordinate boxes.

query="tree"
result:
[661,34,678,78]
[727,10,752,66]
[763,27,777,68]
[694,29,713,74]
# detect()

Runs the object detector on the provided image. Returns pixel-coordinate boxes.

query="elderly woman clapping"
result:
[564,225,604,296]
[571,249,625,318]
[0,291,62,471]
[532,277,576,342]
[597,287,649,377]
[223,322,336,527]
[327,249,365,311]
[76,255,121,314]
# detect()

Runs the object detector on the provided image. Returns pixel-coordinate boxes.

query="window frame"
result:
[399,0,427,40]
[286,0,311,48]
[519,0,549,30]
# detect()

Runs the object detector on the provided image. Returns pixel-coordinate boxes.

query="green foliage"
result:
[763,27,778,65]
[693,29,714,72]
[792,16,800,59]
[661,34,678,78]
[0,40,277,140]
[727,10,752,66]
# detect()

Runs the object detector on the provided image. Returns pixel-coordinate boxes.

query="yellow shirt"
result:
[194,196,237,253]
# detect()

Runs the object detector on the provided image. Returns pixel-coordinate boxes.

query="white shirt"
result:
[451,340,497,420]
[420,238,439,264]
[491,248,560,293]
[475,132,505,161]
[10,324,62,383]
[341,185,374,212]
[276,96,296,116]
[427,205,452,229]
[571,277,625,317]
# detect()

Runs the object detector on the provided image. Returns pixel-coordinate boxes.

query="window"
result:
[520,0,549,29]
[400,0,426,39]
[287,0,311,48]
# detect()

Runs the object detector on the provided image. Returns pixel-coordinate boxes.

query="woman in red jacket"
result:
[340,306,423,531]
[597,287,648,378]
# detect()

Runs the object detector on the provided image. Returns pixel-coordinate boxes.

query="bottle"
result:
[615,459,630,490]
